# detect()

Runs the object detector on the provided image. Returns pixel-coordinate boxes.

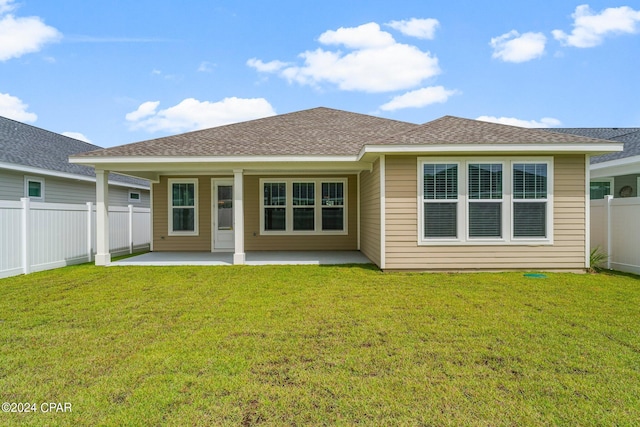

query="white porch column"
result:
[95,169,111,266]
[233,169,245,265]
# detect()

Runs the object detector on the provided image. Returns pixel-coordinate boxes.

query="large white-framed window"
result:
[418,157,553,245]
[260,178,347,235]
[168,179,198,236]
[24,176,45,201]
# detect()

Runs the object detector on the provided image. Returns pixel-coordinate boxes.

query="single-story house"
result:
[542,128,640,199]
[0,115,150,206]
[70,107,622,271]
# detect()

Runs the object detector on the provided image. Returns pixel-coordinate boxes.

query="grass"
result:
[0,264,639,426]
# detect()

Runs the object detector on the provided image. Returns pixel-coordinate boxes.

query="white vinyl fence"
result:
[591,195,640,275]
[0,198,150,279]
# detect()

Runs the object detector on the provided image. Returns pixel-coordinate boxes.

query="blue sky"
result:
[1,0,640,147]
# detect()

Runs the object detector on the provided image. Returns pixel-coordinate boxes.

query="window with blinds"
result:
[468,163,502,238]
[513,163,547,238]
[423,163,458,238]
[419,157,553,245]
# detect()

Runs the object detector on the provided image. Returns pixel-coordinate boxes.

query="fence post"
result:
[128,204,134,254]
[21,197,30,275]
[604,195,613,270]
[86,202,93,263]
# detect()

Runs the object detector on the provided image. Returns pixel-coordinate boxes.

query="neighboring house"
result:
[543,128,640,199]
[70,107,622,271]
[0,116,150,206]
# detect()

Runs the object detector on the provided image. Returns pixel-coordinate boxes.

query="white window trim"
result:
[168,178,199,236]
[259,178,348,236]
[511,160,554,244]
[24,176,45,201]
[128,190,142,203]
[419,161,463,243]
[467,161,506,242]
[417,157,553,246]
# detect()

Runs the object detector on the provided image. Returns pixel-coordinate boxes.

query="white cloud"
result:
[125,101,160,121]
[318,22,395,48]
[126,97,276,133]
[552,4,640,48]
[246,58,289,73]
[0,0,15,14]
[476,115,562,128]
[386,18,440,40]
[62,132,91,143]
[0,92,37,122]
[490,30,546,63]
[249,22,440,93]
[379,86,459,111]
[0,4,61,61]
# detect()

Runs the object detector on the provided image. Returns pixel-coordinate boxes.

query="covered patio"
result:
[111,251,373,267]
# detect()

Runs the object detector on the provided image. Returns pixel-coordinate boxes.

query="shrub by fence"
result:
[0,198,150,279]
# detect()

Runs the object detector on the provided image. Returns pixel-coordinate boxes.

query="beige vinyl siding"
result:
[152,176,211,251]
[384,155,586,271]
[0,169,149,207]
[244,175,358,251]
[359,159,381,266]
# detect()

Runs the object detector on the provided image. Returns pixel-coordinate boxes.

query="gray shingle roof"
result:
[0,116,148,187]
[74,107,419,158]
[377,116,618,146]
[540,128,640,164]
[72,108,620,160]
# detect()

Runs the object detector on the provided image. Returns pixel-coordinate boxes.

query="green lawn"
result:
[1,264,639,426]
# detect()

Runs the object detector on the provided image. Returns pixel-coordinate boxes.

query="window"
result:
[468,163,502,239]
[422,163,458,238]
[513,163,548,239]
[321,182,344,231]
[168,179,198,235]
[128,191,141,203]
[419,158,552,245]
[24,176,44,201]
[260,178,347,234]
[264,182,286,231]
[590,180,613,199]
[293,182,315,231]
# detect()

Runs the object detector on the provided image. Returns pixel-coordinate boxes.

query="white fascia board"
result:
[70,155,360,165]
[358,143,624,159]
[70,156,370,175]
[590,155,640,178]
[0,161,149,190]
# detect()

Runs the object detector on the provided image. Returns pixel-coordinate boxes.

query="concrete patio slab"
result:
[110,251,372,267]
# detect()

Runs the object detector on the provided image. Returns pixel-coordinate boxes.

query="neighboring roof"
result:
[0,116,148,187]
[541,128,640,164]
[73,108,619,161]
[74,107,419,158]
